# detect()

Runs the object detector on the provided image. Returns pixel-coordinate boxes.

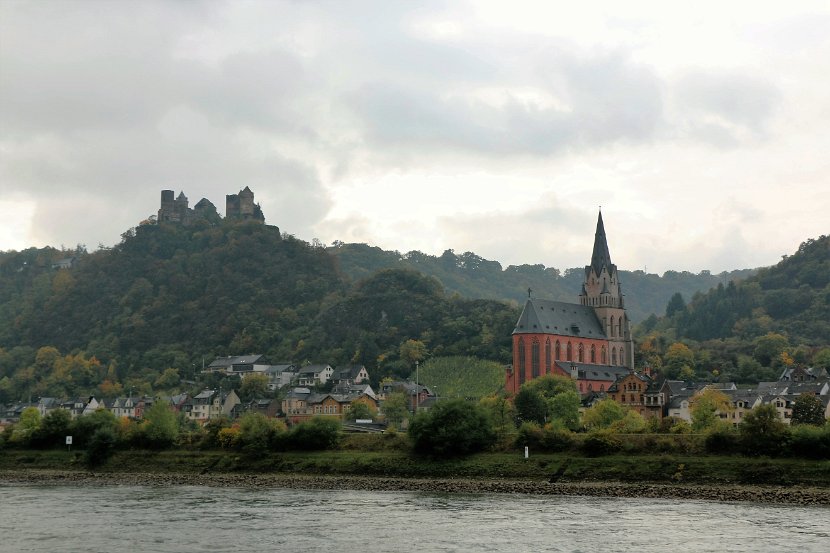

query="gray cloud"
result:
[673,70,781,143]
[346,49,664,159]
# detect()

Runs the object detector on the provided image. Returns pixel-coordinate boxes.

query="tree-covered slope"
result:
[667,235,829,344]
[328,243,755,323]
[1,221,344,374]
[0,224,519,401]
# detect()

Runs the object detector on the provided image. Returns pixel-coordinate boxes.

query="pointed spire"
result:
[590,210,612,276]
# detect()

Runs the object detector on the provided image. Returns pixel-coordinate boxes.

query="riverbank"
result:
[3,448,830,504]
[3,468,830,505]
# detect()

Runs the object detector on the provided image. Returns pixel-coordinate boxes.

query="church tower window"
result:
[612,347,617,366]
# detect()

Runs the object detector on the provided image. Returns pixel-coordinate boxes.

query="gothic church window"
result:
[545,339,551,373]
[518,338,526,384]
[531,339,540,378]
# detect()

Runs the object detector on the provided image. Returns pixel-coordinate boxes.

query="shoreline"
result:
[3,469,829,505]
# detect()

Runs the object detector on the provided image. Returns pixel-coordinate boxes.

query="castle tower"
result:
[579,211,634,368]
[239,186,255,217]
[226,186,265,223]
[158,190,175,222]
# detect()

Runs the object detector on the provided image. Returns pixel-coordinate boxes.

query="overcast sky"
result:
[1,1,828,274]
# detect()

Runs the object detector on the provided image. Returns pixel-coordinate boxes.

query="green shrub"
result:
[408,399,495,457]
[85,426,116,468]
[740,405,788,457]
[288,417,342,450]
[340,432,410,452]
[515,422,544,450]
[788,424,830,459]
[704,424,740,454]
[581,430,622,456]
[540,424,576,452]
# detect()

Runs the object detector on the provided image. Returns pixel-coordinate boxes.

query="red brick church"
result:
[506,211,635,395]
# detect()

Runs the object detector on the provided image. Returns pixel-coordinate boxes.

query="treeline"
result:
[634,235,830,382]
[328,242,755,323]
[4,376,828,463]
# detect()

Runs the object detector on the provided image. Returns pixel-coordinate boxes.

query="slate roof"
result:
[298,364,332,375]
[554,361,628,382]
[207,354,268,370]
[606,371,655,393]
[513,299,606,338]
[333,365,367,380]
[265,364,296,375]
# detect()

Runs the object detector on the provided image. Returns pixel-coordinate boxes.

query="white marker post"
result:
[524,446,529,459]
[66,435,72,452]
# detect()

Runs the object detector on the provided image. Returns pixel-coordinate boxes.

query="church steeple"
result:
[590,210,612,277]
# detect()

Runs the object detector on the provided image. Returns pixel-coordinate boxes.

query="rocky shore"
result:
[3,469,829,505]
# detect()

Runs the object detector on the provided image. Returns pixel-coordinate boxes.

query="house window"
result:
[531,339,540,378]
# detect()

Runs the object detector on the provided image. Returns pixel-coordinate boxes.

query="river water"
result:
[1,484,828,553]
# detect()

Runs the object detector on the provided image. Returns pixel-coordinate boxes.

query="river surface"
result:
[1,483,828,553]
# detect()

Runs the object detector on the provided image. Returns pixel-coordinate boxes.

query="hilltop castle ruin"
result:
[157,186,265,225]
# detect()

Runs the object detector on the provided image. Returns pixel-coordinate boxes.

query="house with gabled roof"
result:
[779,366,829,382]
[332,365,370,385]
[205,354,272,376]
[183,389,240,423]
[296,364,334,387]
[264,363,297,390]
[606,370,663,419]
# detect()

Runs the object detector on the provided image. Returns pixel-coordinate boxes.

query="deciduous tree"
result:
[791,394,826,426]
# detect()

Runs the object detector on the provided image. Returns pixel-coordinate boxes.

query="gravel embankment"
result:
[2,469,829,505]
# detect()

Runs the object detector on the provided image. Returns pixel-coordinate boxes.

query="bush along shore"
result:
[2,449,829,505]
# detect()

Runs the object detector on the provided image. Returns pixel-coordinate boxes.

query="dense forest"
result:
[0,218,827,404]
[635,235,830,383]
[328,243,755,324]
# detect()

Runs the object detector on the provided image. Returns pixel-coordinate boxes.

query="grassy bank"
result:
[2,449,828,487]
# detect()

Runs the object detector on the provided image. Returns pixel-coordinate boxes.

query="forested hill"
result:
[328,243,755,323]
[0,221,519,400]
[652,235,830,345]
